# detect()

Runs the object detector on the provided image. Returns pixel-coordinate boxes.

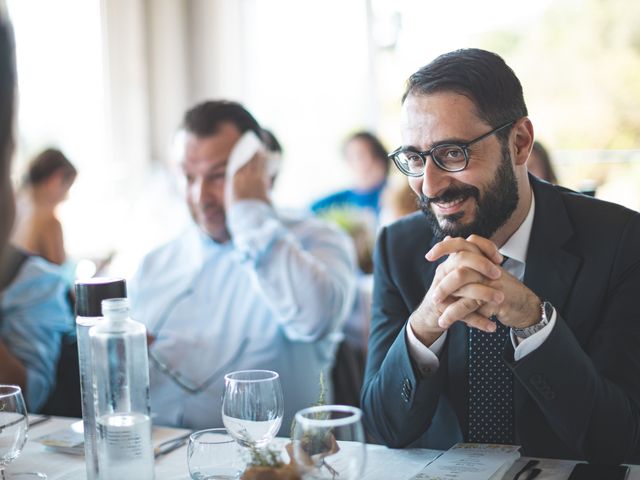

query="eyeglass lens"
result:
[396,145,467,175]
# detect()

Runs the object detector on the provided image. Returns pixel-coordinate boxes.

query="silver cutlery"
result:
[154,431,192,458]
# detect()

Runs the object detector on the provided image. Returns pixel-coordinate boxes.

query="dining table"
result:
[8,416,640,480]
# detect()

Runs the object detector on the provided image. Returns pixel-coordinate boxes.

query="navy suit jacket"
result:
[361,177,640,463]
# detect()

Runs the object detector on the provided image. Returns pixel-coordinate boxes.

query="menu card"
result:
[409,443,521,480]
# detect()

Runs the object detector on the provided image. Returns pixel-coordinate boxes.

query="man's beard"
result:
[419,143,519,242]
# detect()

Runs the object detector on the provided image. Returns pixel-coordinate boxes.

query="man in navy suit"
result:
[361,48,640,463]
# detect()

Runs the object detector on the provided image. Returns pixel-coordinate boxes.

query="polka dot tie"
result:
[467,320,514,444]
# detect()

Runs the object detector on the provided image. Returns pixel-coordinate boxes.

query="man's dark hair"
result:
[346,131,390,174]
[260,128,282,155]
[182,100,262,138]
[402,48,527,142]
[25,148,77,187]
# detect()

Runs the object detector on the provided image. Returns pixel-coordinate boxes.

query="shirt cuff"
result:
[510,307,557,361]
[226,200,285,265]
[405,322,447,376]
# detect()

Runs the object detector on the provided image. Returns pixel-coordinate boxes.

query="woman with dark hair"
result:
[310,131,389,272]
[12,148,77,265]
[311,131,389,217]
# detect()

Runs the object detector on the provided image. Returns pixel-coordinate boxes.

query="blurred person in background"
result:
[311,131,390,274]
[0,8,75,413]
[311,131,389,219]
[12,148,77,267]
[129,100,357,431]
[310,132,392,407]
[379,176,420,227]
[527,140,558,184]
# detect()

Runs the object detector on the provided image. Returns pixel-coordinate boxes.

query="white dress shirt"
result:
[129,200,357,431]
[407,192,557,373]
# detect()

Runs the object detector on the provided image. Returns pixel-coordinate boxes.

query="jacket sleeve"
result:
[361,226,446,447]
[506,213,640,464]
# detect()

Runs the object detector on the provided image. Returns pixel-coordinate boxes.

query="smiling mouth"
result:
[433,197,467,210]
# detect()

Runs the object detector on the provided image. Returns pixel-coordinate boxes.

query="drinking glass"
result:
[187,428,242,480]
[0,385,46,479]
[222,370,283,449]
[292,405,365,480]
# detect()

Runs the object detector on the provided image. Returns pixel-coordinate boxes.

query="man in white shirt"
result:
[129,101,356,431]
[361,49,640,463]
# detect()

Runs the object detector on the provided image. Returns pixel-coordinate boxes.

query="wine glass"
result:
[292,405,365,480]
[0,385,46,479]
[222,370,284,450]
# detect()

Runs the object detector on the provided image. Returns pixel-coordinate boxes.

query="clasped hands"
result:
[410,235,540,347]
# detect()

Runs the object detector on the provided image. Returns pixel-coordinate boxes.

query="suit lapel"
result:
[523,178,581,319]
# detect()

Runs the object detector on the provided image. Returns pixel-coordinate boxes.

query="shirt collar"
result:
[499,191,535,265]
[193,224,234,257]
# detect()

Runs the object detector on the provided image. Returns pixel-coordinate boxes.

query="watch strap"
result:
[513,300,554,339]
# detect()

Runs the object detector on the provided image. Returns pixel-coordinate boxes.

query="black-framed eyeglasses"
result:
[388,120,516,177]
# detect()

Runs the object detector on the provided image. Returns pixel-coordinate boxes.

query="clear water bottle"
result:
[90,298,155,480]
[75,277,127,480]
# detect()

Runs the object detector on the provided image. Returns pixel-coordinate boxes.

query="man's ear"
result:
[512,117,534,167]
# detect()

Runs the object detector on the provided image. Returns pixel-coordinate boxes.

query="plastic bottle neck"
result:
[104,312,128,325]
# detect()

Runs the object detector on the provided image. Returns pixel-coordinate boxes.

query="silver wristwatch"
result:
[512,300,554,339]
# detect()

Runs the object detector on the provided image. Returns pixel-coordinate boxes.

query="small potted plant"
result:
[240,372,339,480]
[240,447,300,480]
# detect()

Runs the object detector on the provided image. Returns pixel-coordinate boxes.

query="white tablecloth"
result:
[7,417,639,480]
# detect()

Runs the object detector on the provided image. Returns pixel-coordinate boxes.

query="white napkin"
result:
[226,130,264,178]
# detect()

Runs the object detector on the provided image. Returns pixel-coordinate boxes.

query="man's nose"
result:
[420,157,450,198]
[189,178,207,204]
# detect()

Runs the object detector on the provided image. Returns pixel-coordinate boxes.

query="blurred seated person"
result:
[311,133,390,407]
[12,148,77,265]
[0,245,74,411]
[311,131,389,219]
[528,141,599,197]
[380,176,420,227]
[129,100,357,431]
[527,140,558,184]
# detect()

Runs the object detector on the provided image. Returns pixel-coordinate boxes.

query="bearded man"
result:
[361,48,640,464]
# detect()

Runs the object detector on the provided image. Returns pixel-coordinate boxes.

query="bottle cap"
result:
[75,277,127,317]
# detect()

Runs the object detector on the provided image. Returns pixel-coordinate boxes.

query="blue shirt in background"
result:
[310,180,386,216]
[0,255,74,411]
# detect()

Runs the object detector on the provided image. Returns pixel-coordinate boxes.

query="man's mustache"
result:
[418,185,480,209]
